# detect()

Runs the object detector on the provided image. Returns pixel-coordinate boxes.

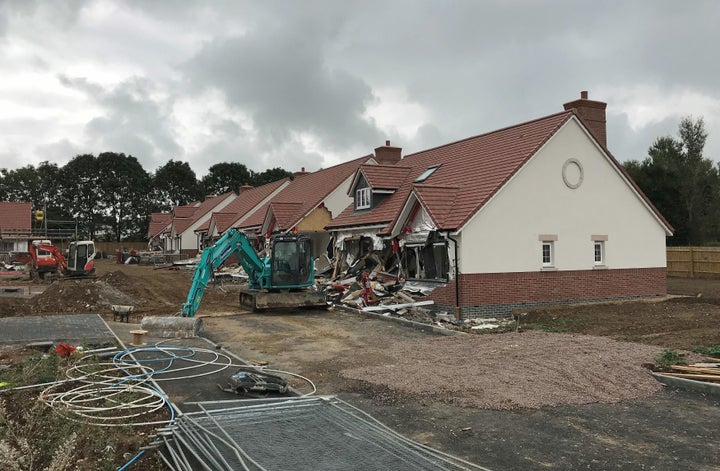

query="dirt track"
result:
[2,260,720,469]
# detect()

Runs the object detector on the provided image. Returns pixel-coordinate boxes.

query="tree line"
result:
[623,116,718,246]
[0,155,292,242]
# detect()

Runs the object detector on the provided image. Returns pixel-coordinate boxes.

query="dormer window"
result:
[414,164,440,183]
[356,187,371,210]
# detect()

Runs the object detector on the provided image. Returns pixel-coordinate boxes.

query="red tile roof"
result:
[0,202,31,237]
[412,185,460,228]
[214,179,290,232]
[237,201,271,231]
[147,212,171,239]
[267,202,304,231]
[211,212,240,234]
[173,204,199,218]
[328,111,574,233]
[252,155,372,233]
[172,192,235,235]
[357,165,412,191]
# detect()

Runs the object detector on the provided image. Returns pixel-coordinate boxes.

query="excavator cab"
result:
[67,240,96,276]
[178,229,325,317]
[270,236,313,288]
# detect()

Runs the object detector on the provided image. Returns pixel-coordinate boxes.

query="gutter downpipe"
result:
[446,232,461,321]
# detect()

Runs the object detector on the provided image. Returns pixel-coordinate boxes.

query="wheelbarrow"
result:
[112,305,134,322]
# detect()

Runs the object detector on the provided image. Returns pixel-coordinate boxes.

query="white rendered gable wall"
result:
[461,118,668,274]
[323,174,357,218]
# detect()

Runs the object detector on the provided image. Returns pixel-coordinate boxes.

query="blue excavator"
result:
[181,229,326,316]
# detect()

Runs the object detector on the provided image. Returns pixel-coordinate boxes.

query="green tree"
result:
[151,159,201,210]
[35,162,63,214]
[252,167,293,186]
[201,162,252,195]
[96,152,152,241]
[57,154,101,240]
[0,165,41,205]
[624,116,719,245]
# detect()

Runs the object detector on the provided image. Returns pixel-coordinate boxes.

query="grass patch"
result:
[691,345,720,358]
[656,349,685,367]
[0,349,167,470]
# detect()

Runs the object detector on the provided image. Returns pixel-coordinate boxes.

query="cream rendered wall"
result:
[323,174,356,218]
[461,118,669,273]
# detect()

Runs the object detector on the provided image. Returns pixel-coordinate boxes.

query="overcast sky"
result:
[1,0,718,177]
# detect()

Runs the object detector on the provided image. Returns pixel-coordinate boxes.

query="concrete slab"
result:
[652,371,720,398]
[0,313,117,346]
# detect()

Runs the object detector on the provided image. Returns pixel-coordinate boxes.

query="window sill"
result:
[540,267,557,272]
[593,264,608,270]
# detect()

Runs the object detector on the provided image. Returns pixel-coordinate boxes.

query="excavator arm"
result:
[30,243,68,272]
[181,229,265,317]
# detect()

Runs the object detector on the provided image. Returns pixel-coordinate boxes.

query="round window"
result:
[562,158,583,189]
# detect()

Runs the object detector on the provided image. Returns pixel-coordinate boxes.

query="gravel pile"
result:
[340,331,664,410]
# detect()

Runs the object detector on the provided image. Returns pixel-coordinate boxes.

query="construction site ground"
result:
[1,259,720,470]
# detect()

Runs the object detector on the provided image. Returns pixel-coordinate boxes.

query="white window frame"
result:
[594,241,604,265]
[538,234,558,269]
[591,235,608,267]
[542,241,554,267]
[355,187,371,210]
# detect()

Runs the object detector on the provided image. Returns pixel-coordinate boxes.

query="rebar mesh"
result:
[159,396,491,471]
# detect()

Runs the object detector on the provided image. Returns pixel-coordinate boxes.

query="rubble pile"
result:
[315,248,452,328]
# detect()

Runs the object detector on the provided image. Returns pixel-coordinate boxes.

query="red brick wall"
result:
[428,267,667,307]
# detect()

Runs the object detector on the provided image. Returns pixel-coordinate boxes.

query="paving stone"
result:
[0,313,116,346]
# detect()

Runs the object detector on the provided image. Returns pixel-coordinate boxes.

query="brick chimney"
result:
[293,167,309,178]
[563,91,607,148]
[374,140,402,165]
[237,183,253,194]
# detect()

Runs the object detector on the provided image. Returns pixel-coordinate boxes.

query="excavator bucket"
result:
[140,316,204,338]
[239,288,328,312]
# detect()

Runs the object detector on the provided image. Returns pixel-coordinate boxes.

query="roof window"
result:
[414,165,440,183]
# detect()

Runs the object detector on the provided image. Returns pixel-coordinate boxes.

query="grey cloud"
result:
[0,0,85,29]
[58,74,105,96]
[182,12,383,152]
[188,132,323,176]
[59,75,184,169]
[34,138,86,164]
[2,0,720,178]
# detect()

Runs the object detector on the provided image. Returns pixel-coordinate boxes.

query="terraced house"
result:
[328,92,673,318]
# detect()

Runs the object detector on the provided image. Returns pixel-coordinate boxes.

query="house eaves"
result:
[347,164,413,196]
[215,179,291,233]
[169,192,237,240]
[262,201,304,234]
[255,155,373,234]
[388,184,461,237]
[148,212,172,239]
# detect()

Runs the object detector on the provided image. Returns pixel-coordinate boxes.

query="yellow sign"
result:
[35,210,44,221]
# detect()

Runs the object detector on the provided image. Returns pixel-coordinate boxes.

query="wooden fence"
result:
[94,242,148,255]
[667,247,720,278]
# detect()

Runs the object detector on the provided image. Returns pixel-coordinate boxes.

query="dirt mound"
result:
[98,270,134,290]
[30,279,136,313]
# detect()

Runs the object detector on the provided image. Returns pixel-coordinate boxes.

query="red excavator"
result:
[27,240,96,280]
